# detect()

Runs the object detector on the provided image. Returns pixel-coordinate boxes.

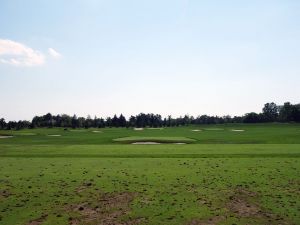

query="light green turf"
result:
[0,124,300,225]
[113,136,196,144]
[0,123,300,145]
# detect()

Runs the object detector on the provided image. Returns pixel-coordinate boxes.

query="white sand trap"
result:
[47,134,61,137]
[173,143,186,144]
[134,128,144,131]
[231,129,245,132]
[92,131,102,133]
[132,142,161,145]
[191,129,202,132]
[0,135,13,139]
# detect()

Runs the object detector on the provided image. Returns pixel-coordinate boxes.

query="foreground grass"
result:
[0,157,299,225]
[0,124,299,224]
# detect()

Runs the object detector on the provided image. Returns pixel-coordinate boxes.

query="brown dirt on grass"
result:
[227,188,261,217]
[187,216,225,225]
[188,188,290,225]
[26,214,48,225]
[227,188,290,224]
[0,189,11,198]
[75,181,94,193]
[68,192,144,225]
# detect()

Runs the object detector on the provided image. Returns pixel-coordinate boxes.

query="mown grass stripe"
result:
[1,153,300,158]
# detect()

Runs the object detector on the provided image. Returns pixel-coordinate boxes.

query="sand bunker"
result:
[191,129,202,132]
[134,128,144,131]
[132,142,161,145]
[231,129,245,132]
[92,130,102,133]
[0,135,13,139]
[47,134,61,137]
[173,143,186,145]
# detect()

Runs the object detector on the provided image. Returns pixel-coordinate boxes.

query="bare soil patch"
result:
[26,214,48,225]
[0,189,11,198]
[226,188,287,223]
[188,188,288,224]
[187,216,225,225]
[68,192,144,225]
[227,188,260,217]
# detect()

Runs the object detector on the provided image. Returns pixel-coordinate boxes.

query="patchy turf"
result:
[0,124,300,225]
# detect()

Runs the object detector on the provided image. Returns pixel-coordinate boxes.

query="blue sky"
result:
[1,0,300,121]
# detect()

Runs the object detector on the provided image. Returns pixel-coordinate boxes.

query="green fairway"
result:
[0,123,300,145]
[0,124,300,225]
[113,136,196,144]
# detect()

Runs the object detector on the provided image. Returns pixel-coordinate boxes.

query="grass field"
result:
[0,124,300,225]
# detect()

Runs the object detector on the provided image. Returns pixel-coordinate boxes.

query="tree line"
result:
[0,102,299,130]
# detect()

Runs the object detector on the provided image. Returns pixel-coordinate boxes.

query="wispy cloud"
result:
[48,48,62,59]
[0,39,45,67]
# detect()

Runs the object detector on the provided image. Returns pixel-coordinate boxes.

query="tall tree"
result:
[118,114,126,127]
[0,118,6,129]
[262,102,278,122]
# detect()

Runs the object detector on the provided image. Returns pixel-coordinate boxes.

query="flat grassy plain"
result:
[0,124,300,225]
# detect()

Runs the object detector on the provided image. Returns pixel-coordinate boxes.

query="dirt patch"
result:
[188,188,288,224]
[226,188,291,223]
[187,216,225,225]
[0,189,11,198]
[227,188,260,217]
[68,192,144,225]
[26,214,48,225]
[75,181,94,193]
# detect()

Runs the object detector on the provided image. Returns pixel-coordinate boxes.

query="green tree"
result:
[262,102,278,122]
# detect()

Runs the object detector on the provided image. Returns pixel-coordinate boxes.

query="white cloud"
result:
[48,48,62,59]
[0,39,45,67]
